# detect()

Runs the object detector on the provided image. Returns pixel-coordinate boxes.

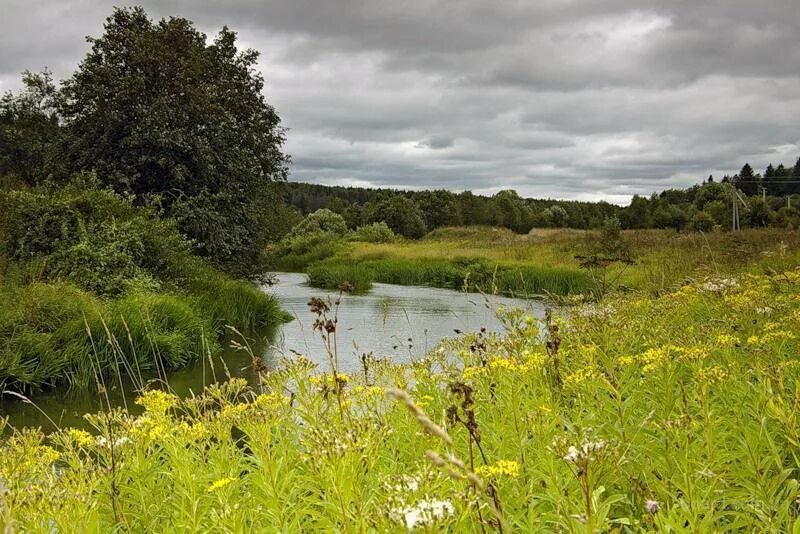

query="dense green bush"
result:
[689,211,715,232]
[0,177,193,297]
[287,209,348,238]
[365,196,427,238]
[266,231,344,271]
[350,222,397,243]
[0,180,288,392]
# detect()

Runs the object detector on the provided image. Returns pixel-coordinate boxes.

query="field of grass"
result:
[3,269,800,531]
[305,226,800,297]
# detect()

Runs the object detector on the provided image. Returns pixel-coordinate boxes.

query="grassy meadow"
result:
[300,226,800,297]
[2,268,800,531]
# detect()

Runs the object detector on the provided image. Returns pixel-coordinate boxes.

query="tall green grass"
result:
[0,282,216,392]
[0,269,289,392]
[305,257,589,297]
[306,261,375,293]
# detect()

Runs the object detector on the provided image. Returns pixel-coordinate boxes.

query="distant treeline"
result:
[283,160,800,237]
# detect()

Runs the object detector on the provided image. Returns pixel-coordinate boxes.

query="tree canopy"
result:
[51,7,289,274]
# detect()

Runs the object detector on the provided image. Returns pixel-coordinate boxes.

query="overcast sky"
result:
[2,1,799,203]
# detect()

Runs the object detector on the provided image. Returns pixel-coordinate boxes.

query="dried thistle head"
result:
[307,296,330,315]
[339,281,354,293]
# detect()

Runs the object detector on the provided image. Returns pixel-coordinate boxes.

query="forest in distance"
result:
[280,159,800,238]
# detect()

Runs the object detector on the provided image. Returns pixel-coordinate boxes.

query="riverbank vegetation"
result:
[274,210,800,297]
[3,269,800,530]
[0,177,287,393]
[0,7,292,394]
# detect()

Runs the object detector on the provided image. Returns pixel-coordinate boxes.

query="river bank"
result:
[1,273,541,430]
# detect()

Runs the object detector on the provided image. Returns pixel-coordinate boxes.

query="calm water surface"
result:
[1,272,543,430]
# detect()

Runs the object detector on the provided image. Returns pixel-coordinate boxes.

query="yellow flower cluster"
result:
[488,356,542,373]
[716,334,740,347]
[564,365,599,385]
[253,392,290,410]
[415,395,434,409]
[640,347,668,373]
[694,366,728,384]
[38,445,61,465]
[66,428,95,448]
[220,403,249,420]
[310,373,350,388]
[175,421,210,442]
[207,477,236,492]
[461,366,487,380]
[748,331,795,346]
[631,345,709,373]
[135,389,178,416]
[475,460,520,478]
[462,353,545,381]
[11,443,61,474]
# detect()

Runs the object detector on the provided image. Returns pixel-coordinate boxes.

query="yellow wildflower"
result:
[253,392,289,410]
[565,366,598,385]
[617,355,635,365]
[461,366,487,380]
[640,347,668,373]
[175,421,210,442]
[716,334,740,347]
[366,386,385,397]
[135,389,177,416]
[475,460,520,478]
[416,395,434,409]
[207,477,236,492]
[694,366,728,384]
[220,403,248,420]
[66,428,95,448]
[310,373,350,388]
[763,331,796,343]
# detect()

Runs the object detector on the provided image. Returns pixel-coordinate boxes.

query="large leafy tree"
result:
[0,69,62,186]
[365,196,427,238]
[58,7,289,274]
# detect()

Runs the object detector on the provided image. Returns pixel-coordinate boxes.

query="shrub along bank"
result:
[0,178,288,393]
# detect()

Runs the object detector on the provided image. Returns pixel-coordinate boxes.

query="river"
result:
[0,272,543,430]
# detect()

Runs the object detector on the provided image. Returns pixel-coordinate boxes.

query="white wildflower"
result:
[391,499,454,530]
[563,446,579,463]
[698,278,738,293]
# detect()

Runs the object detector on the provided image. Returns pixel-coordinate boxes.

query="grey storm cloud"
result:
[1,0,799,203]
